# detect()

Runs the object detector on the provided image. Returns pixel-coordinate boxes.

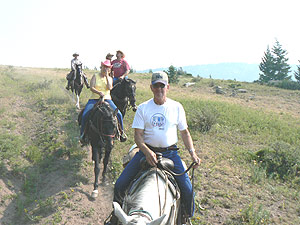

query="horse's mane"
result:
[124,170,157,210]
[94,102,113,117]
[124,168,178,211]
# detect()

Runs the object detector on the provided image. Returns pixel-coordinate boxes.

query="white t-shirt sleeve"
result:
[177,103,188,131]
[132,105,145,129]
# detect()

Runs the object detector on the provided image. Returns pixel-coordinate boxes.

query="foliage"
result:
[187,106,219,133]
[259,46,275,83]
[164,65,179,84]
[267,79,300,90]
[253,141,300,181]
[191,75,203,83]
[272,40,291,80]
[228,202,271,225]
[294,60,300,84]
[258,40,291,83]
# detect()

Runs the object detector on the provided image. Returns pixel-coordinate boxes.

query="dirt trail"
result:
[60,149,115,225]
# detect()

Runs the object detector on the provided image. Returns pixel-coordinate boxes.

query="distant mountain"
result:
[137,63,297,82]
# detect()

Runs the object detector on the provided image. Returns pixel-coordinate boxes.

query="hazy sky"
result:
[1,0,300,71]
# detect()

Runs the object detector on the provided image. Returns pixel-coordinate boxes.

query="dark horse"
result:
[78,100,118,198]
[112,153,193,225]
[111,78,137,117]
[66,63,88,109]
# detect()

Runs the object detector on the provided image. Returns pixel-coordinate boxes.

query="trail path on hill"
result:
[0,92,115,225]
[58,148,115,225]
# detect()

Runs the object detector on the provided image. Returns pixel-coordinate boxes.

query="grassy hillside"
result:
[0,65,299,224]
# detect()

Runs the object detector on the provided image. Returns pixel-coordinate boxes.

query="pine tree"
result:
[272,39,291,80]
[294,60,300,84]
[165,65,178,84]
[259,40,291,83]
[259,46,275,83]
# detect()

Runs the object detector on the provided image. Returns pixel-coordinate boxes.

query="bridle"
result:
[111,79,137,111]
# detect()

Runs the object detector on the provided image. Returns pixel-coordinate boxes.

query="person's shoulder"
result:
[122,59,129,64]
[138,98,153,108]
[166,98,179,104]
[166,98,183,108]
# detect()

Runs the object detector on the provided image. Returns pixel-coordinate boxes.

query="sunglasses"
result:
[153,83,166,89]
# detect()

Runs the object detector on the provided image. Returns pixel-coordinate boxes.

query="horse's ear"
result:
[113,202,128,224]
[147,214,166,225]
[113,108,118,117]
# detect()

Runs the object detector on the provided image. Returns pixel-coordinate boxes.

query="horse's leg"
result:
[102,138,113,183]
[92,144,101,198]
[76,93,80,109]
[76,85,83,109]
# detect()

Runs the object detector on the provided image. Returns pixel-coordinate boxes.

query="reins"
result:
[111,79,136,111]
[156,153,196,222]
[89,99,118,143]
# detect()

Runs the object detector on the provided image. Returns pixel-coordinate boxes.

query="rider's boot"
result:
[117,122,127,142]
[66,81,70,90]
[120,131,127,142]
[104,212,118,225]
[83,75,90,88]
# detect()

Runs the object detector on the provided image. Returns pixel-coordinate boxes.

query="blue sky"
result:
[1,0,300,71]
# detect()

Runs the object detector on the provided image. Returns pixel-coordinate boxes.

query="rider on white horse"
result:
[66,52,89,90]
[106,72,201,225]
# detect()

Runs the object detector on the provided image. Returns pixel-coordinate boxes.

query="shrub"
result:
[191,75,203,83]
[267,80,300,90]
[253,141,300,181]
[188,106,219,133]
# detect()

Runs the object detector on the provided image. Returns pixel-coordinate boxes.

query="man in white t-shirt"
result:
[107,71,201,224]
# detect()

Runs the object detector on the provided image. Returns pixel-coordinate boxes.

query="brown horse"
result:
[78,101,118,198]
[111,78,137,117]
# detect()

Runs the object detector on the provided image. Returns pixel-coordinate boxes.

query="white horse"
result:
[113,159,183,225]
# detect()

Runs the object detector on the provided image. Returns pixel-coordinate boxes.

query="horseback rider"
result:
[111,50,130,86]
[66,52,90,90]
[105,71,201,225]
[79,60,127,145]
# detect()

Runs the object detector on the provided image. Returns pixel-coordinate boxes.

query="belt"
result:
[146,144,179,152]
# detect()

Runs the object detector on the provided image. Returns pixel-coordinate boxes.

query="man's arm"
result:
[134,128,157,167]
[180,129,201,168]
[120,61,130,79]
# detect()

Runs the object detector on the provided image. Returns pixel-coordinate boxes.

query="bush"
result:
[267,80,300,90]
[253,141,300,181]
[191,75,203,83]
[188,106,219,133]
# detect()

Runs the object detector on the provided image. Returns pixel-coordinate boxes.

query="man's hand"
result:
[134,128,158,167]
[144,149,158,167]
[190,151,201,169]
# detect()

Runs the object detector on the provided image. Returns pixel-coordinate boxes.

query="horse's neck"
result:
[113,82,125,97]
[125,169,177,221]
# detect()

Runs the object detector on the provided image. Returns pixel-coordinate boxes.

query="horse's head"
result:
[123,78,137,112]
[74,64,83,85]
[93,102,118,142]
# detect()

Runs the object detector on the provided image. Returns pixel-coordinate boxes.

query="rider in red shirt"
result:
[111,50,130,85]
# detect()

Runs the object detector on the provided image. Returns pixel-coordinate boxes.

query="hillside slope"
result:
[0,66,300,224]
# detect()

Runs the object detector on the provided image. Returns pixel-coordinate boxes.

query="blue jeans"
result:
[80,99,124,135]
[114,149,195,216]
